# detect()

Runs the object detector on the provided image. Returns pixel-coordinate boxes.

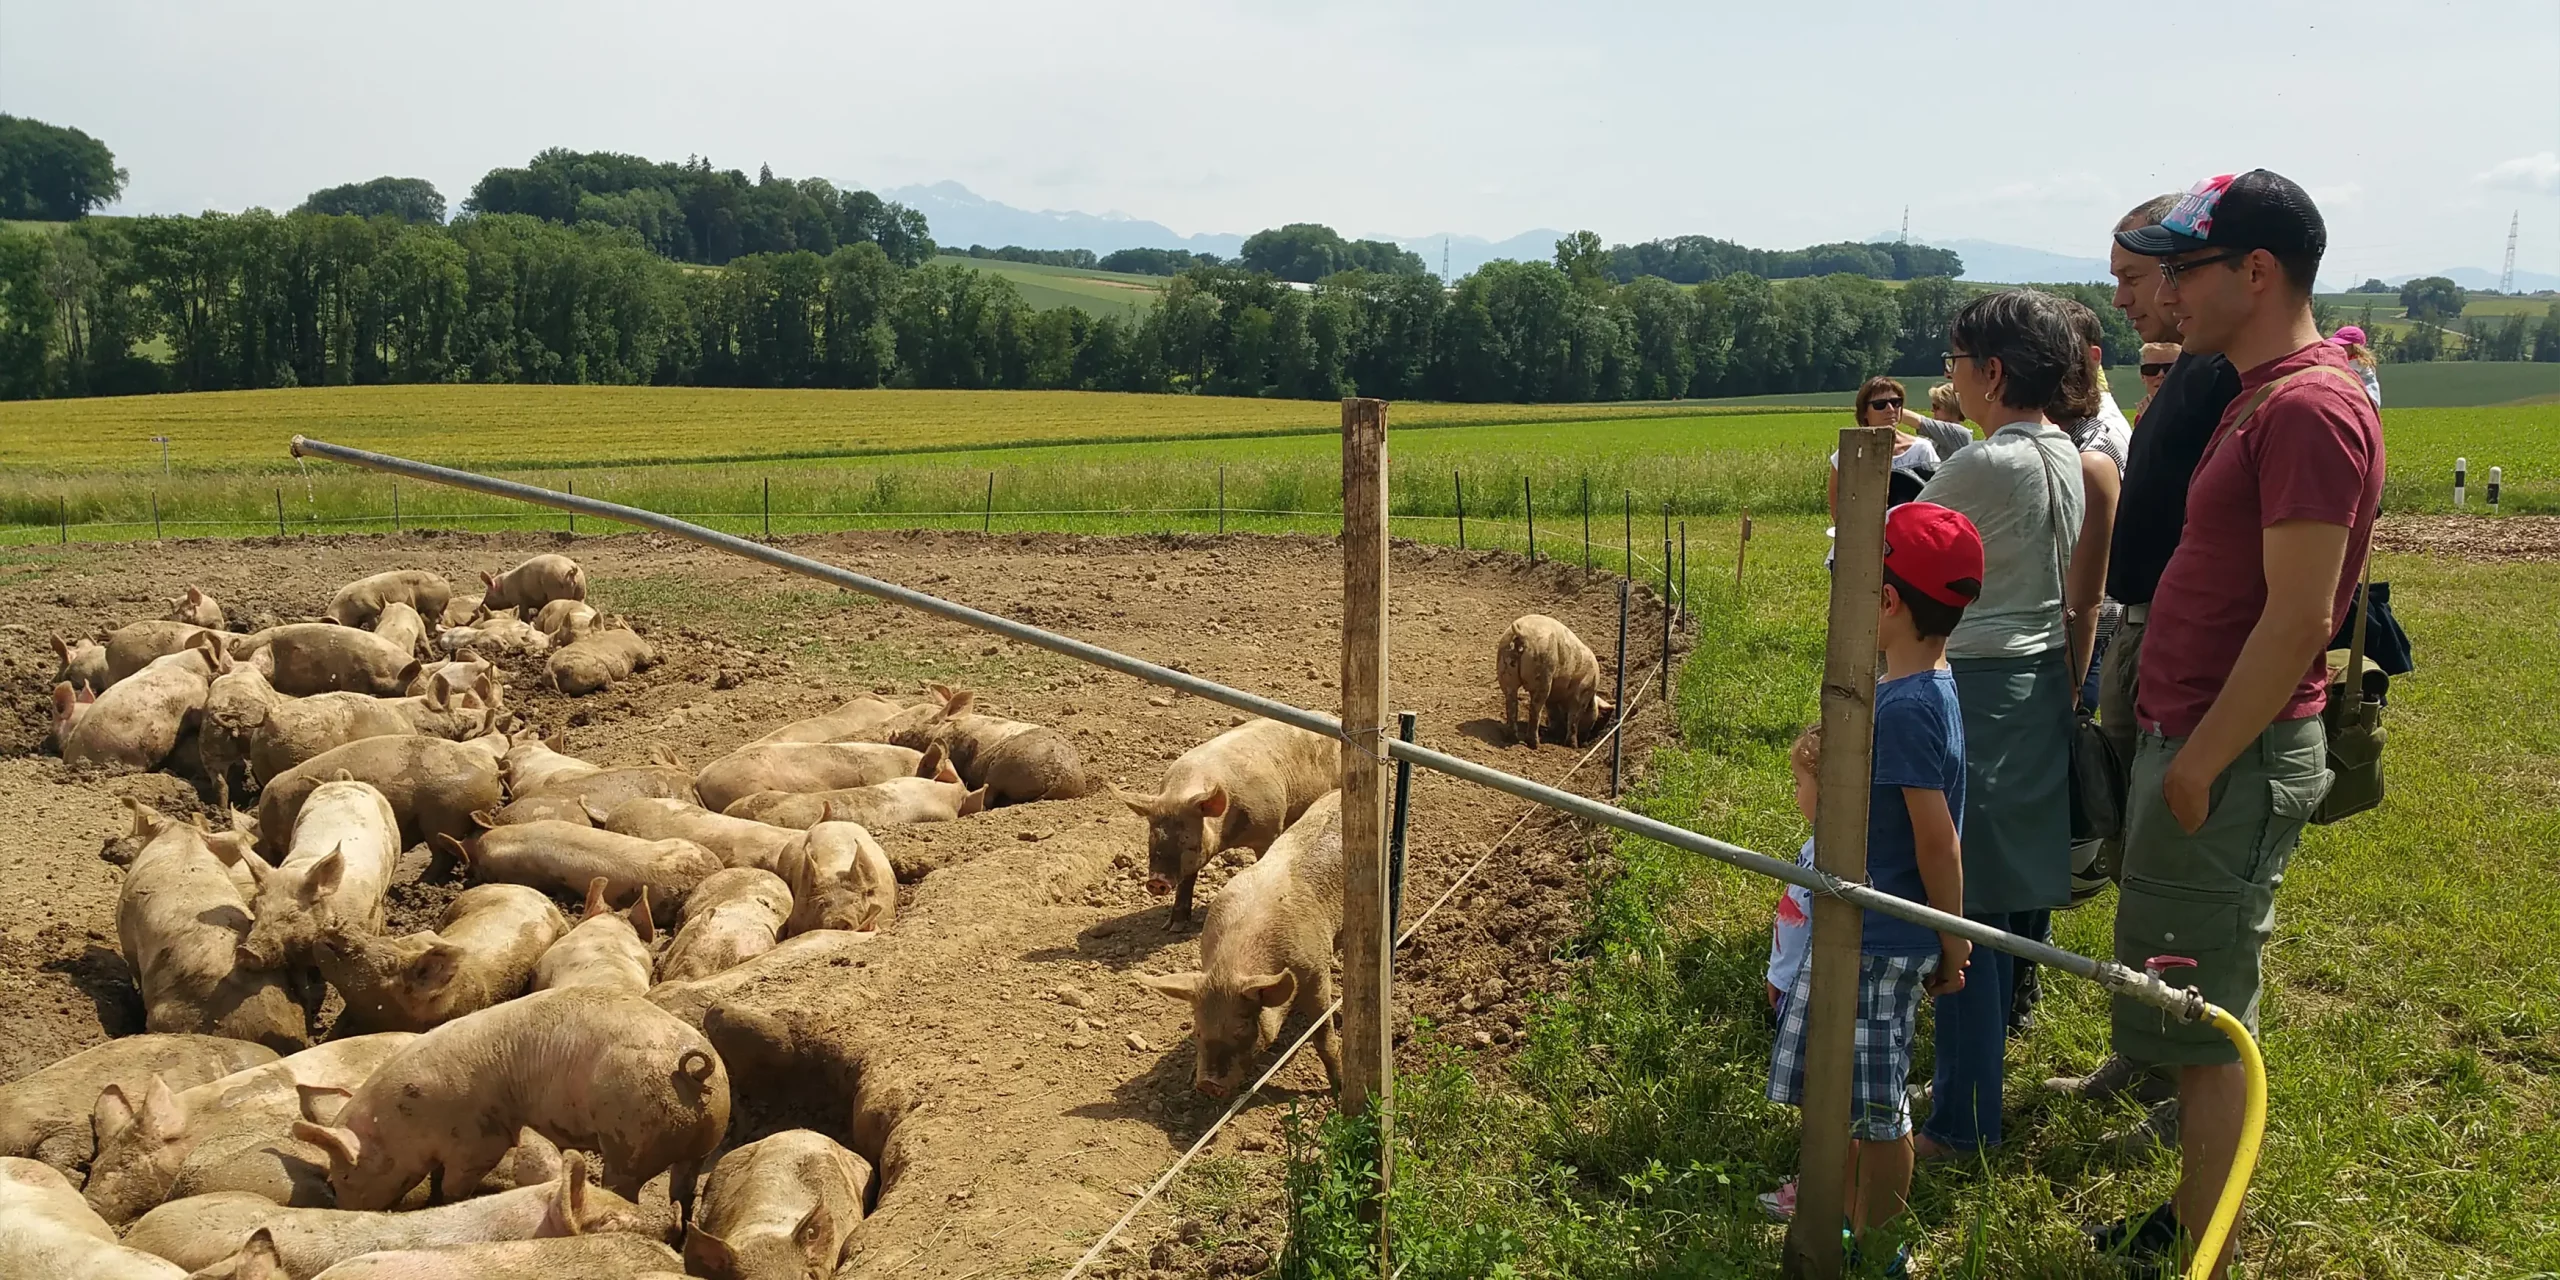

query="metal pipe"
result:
[284,435,2206,1023]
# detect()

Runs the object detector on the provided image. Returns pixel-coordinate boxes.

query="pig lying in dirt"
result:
[721,759,986,831]
[657,868,792,984]
[746,693,913,747]
[0,1036,276,1174]
[1116,717,1339,924]
[296,1232,685,1280]
[83,1035,417,1225]
[105,619,233,686]
[323,570,455,630]
[315,885,567,1035]
[590,797,801,875]
[169,585,226,630]
[501,731,600,795]
[125,1147,641,1279]
[289,987,729,1223]
[692,742,926,815]
[370,601,429,660]
[252,735,504,860]
[684,1129,872,1280]
[486,758,694,826]
[0,1157,186,1280]
[1497,613,1614,748]
[405,658,492,701]
[52,633,110,692]
[1140,791,1344,1098]
[436,594,485,628]
[532,880,658,996]
[478,553,587,612]
[545,625,656,696]
[644,931,874,1029]
[235,777,403,972]
[60,638,220,773]
[889,684,1091,807]
[215,671,500,797]
[438,821,719,925]
[435,608,551,658]
[230,624,421,698]
[774,821,898,935]
[116,804,306,1052]
[531,597,598,645]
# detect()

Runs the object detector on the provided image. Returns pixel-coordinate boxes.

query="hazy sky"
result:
[4,0,2556,277]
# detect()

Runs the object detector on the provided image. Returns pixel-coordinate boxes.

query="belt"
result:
[2124,602,2150,625]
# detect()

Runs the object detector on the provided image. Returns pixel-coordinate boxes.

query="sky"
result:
[3,0,2557,280]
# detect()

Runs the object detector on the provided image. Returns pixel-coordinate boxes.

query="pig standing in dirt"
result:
[369,601,429,660]
[289,987,729,1223]
[105,619,231,685]
[252,735,503,860]
[0,1157,187,1280]
[82,1035,416,1225]
[1139,791,1343,1098]
[0,1036,276,1174]
[169,586,227,630]
[235,776,403,973]
[60,637,220,773]
[323,570,455,629]
[1496,613,1614,749]
[692,742,925,814]
[478,553,587,612]
[545,625,656,695]
[52,633,110,691]
[721,757,985,830]
[773,820,897,935]
[747,693,912,747]
[1115,717,1339,924]
[485,755,693,825]
[115,803,306,1052]
[890,684,1091,807]
[438,821,718,925]
[683,1129,872,1280]
[314,885,567,1035]
[656,868,792,984]
[531,880,658,996]
[230,623,420,698]
[590,797,801,874]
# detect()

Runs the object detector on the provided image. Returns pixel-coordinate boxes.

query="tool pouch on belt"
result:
[2313,558,2386,825]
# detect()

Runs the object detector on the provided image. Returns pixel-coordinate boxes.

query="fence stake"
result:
[1611,579,1628,798]
[567,479,576,536]
[1338,397,1395,1267]
[1623,491,1632,578]
[59,497,67,545]
[152,492,161,540]
[767,477,775,540]
[1218,465,1227,535]
[982,473,993,534]
[1524,477,1536,563]
[1784,426,1891,1279]
[1736,507,1754,587]
[275,489,285,537]
[1677,521,1688,625]
[392,481,400,533]
[1582,475,1592,570]
[1389,710,1418,937]
[1454,470,1465,550]
[1662,533,1674,700]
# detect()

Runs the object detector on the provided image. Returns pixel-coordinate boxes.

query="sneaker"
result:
[2044,1054,2176,1104]
[1755,1178,1797,1222]
[2085,1202,2185,1273]
[1845,1232,1912,1279]
[2102,1097,2182,1156]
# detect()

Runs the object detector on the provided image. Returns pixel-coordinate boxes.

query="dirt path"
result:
[0,528,1677,1277]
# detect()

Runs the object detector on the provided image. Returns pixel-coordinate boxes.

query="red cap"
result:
[1883,502,1983,607]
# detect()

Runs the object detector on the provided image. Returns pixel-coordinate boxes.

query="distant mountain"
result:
[1385,230,1573,277]
[877,182,1243,257]
[2384,267,2560,294]
[1912,238,2109,284]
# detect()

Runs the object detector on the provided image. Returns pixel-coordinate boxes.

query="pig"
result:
[240,680,501,788]
[545,626,656,696]
[125,1148,642,1279]
[531,880,657,996]
[368,601,428,661]
[722,771,986,831]
[746,694,909,747]
[645,932,874,1030]
[0,1156,187,1280]
[434,612,549,658]
[52,633,111,693]
[169,586,227,630]
[692,742,926,815]
[288,987,729,1222]
[501,731,599,796]
[313,886,568,1035]
[529,597,598,646]
[485,758,694,826]
[696,1004,916,1194]
[230,624,422,698]
[436,595,485,629]
[82,1035,416,1225]
[236,777,402,972]
[1114,717,1339,924]
[62,639,218,773]
[438,821,719,925]
[588,797,801,875]
[303,1233,685,1280]
[47,678,96,749]
[252,736,503,861]
[772,821,896,936]
[322,570,455,630]
[106,619,232,685]
[1497,613,1614,748]
[0,1036,276,1174]
[403,659,492,700]
[478,554,587,613]
[889,684,1091,806]
[682,1129,871,1280]
[656,868,791,984]
[1138,791,1343,1099]
[115,803,306,1052]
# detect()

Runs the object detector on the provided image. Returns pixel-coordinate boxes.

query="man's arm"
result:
[1902,786,1969,995]
[2066,451,2121,702]
[2162,519,2350,832]
[1900,409,1975,459]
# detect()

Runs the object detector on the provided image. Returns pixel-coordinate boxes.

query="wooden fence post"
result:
[982,472,994,534]
[1783,426,1891,1279]
[1662,529,1674,701]
[1219,464,1227,535]
[152,492,161,541]
[567,479,576,536]
[1454,470,1465,550]
[1582,475,1592,570]
[392,481,400,533]
[1736,507,1755,587]
[1524,476,1536,563]
[59,497,67,545]
[1611,579,1628,798]
[275,489,285,537]
[1678,521,1688,625]
[1339,397,1395,1272]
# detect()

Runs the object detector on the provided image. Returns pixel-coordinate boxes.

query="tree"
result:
[2353,277,2390,294]
[2536,304,2560,363]
[1238,223,1425,283]
[0,115,127,220]
[1554,231,1610,296]
[1098,247,1221,276]
[463,149,933,267]
[299,177,447,224]
[2398,276,2466,323]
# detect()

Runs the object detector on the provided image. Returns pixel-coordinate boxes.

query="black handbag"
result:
[2312,556,2387,825]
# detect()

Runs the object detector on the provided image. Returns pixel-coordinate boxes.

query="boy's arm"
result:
[1902,786,1970,994]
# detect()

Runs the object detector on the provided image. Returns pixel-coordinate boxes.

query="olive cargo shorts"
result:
[2110,717,2330,1066]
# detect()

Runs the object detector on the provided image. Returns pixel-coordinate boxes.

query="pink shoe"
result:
[1755,1177,1798,1222]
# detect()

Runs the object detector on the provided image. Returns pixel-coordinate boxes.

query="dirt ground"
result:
[2376,512,2560,562]
[0,527,1678,1278]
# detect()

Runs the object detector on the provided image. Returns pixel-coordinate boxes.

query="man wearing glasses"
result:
[2091,171,2383,1275]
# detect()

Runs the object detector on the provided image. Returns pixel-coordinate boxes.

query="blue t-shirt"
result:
[1861,668,1966,955]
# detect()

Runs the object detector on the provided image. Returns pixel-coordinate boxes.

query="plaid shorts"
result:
[1768,952,1938,1141]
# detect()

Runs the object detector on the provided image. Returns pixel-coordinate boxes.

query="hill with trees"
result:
[297,177,447,224]
[0,115,126,220]
[463,148,934,267]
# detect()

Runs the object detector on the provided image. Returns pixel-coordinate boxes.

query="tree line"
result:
[462,149,935,268]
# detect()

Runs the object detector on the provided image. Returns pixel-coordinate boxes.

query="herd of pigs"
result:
[4,547,1619,1280]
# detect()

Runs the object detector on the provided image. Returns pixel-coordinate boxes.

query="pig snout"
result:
[1193,1075,1231,1099]
[1145,875,1172,896]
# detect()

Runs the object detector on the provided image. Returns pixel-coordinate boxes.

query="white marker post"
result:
[2455,457,2468,509]
[2488,466,2502,512]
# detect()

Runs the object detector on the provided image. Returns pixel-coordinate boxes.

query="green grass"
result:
[1281,515,2560,1278]
[930,253,1165,318]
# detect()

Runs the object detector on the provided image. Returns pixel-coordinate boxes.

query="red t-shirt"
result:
[2137,342,2385,738]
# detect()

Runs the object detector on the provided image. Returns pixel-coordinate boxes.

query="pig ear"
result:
[507,1127,564,1186]
[302,846,347,902]
[237,853,273,888]
[1241,970,1299,1009]
[795,1199,836,1263]
[582,877,611,919]
[649,743,680,769]
[960,787,989,817]
[408,938,466,991]
[539,1149,590,1236]
[470,809,498,831]
[234,1228,288,1280]
[333,768,355,782]
[628,889,655,945]
[581,798,611,826]
[93,1082,137,1141]
[290,1120,362,1176]
[480,570,497,590]
[687,1226,739,1276]
[1195,785,1230,820]
[51,635,70,661]
[187,586,206,606]
[1109,784,1152,818]
[546,732,568,753]
[474,670,500,708]
[916,743,945,779]
[433,834,473,878]
[1135,971,1204,1005]
[138,1074,187,1145]
[51,683,74,719]
[934,756,961,784]
[424,680,450,710]
[295,1082,355,1124]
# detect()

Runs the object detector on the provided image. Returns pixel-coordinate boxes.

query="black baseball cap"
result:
[2114,169,2328,259]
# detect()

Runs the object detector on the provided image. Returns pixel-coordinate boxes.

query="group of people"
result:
[1767,170,2387,1277]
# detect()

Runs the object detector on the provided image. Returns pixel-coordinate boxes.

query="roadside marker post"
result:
[2456,457,2467,508]
[2488,465,2502,511]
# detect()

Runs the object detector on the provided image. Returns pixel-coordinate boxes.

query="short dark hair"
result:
[1855,375,1906,421]
[1882,566,1970,639]
[1946,290,2084,416]
[2049,296,2107,422]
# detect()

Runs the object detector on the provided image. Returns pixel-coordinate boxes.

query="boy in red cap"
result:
[1763,501,1983,1264]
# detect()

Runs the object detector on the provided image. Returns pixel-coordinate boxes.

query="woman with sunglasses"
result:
[1829,376,1941,522]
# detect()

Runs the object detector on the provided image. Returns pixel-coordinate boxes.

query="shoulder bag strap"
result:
[2345,539,2374,691]
[2201,364,2367,468]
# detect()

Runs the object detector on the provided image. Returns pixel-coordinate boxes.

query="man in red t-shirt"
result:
[2094,170,2384,1274]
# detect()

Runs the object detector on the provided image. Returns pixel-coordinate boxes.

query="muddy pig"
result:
[227,624,418,698]
[1,1037,276,1174]
[439,820,718,925]
[722,759,985,830]
[501,730,600,795]
[692,742,925,815]
[889,684,1091,806]
[236,776,403,972]
[531,880,657,996]
[252,735,503,860]
[478,553,587,612]
[531,597,598,645]
[437,594,486,629]
[368,601,429,660]
[1115,717,1338,924]
[486,754,694,826]
[289,987,729,1222]
[435,610,551,658]
[46,678,94,750]
[747,693,914,747]
[300,1232,683,1280]
[216,674,497,803]
[683,1129,871,1280]
[53,633,111,692]
[1497,613,1614,748]
[168,585,226,630]
[773,820,897,935]
[590,797,802,875]
[656,868,792,984]
[0,1157,187,1279]
[315,885,567,1034]
[545,625,656,696]
[323,570,455,630]
[62,638,219,773]
[115,803,306,1052]
[105,619,232,685]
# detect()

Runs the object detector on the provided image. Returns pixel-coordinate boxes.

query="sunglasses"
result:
[2158,248,2248,287]
[2140,362,2174,377]
[1866,397,1903,411]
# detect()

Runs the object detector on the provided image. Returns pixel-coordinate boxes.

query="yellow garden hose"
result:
[2187,1004,2269,1280]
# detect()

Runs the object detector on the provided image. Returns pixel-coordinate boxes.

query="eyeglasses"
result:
[2140,362,2174,377]
[1866,397,1903,411]
[2158,249,2247,288]
[1941,351,1978,373]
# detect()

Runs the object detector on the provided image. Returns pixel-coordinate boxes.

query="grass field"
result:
[930,253,1165,317]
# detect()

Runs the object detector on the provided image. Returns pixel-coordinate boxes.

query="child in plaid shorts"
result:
[1761,502,1981,1258]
